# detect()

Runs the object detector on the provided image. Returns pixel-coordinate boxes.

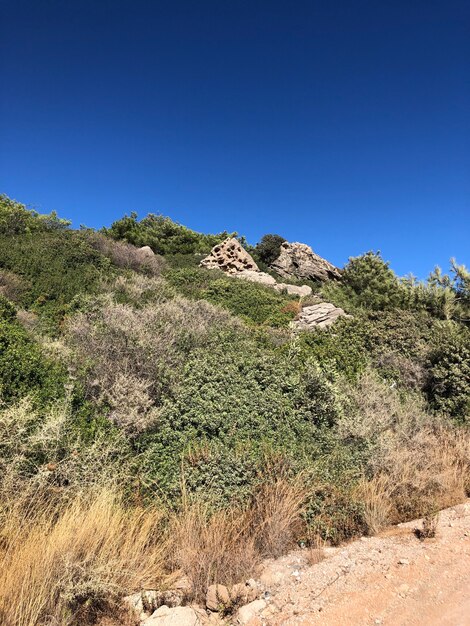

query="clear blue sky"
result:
[1,0,469,277]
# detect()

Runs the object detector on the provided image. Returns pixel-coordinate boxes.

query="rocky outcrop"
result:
[205,579,259,612]
[236,270,277,287]
[206,584,231,611]
[293,302,349,330]
[200,238,259,274]
[235,270,312,297]
[271,242,341,282]
[275,282,312,297]
[201,239,313,297]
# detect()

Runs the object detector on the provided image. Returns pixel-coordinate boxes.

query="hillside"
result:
[0,194,469,626]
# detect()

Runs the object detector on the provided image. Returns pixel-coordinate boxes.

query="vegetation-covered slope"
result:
[0,194,469,625]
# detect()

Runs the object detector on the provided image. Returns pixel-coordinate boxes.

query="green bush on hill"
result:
[0,311,66,406]
[104,211,234,255]
[165,266,298,326]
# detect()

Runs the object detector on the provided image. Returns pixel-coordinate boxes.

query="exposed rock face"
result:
[275,283,312,297]
[236,270,277,286]
[234,271,312,297]
[271,242,341,282]
[293,302,348,330]
[200,238,259,274]
[201,239,313,297]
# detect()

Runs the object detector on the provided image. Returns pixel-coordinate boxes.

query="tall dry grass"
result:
[0,489,168,626]
[168,476,307,602]
[342,370,470,533]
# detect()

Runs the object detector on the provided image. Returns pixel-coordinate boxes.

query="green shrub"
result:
[104,212,233,255]
[0,230,109,328]
[426,329,470,421]
[142,335,341,499]
[166,266,297,327]
[0,295,16,322]
[323,251,404,312]
[0,194,70,236]
[255,234,286,265]
[0,317,66,406]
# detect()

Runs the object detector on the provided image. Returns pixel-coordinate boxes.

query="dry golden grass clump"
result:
[168,475,306,603]
[345,371,470,533]
[0,489,167,626]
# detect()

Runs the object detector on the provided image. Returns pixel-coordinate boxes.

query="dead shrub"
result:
[15,308,39,331]
[376,352,427,390]
[86,232,165,276]
[414,511,439,540]
[0,269,29,303]
[66,296,240,434]
[281,300,302,316]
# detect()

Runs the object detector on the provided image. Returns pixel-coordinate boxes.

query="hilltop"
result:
[0,194,469,626]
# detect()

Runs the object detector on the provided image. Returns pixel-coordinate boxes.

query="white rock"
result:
[292,302,349,330]
[275,283,312,297]
[138,246,155,257]
[142,605,206,626]
[236,599,267,624]
[201,238,259,274]
[236,270,277,286]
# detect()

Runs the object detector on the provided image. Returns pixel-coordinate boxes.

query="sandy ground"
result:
[254,500,470,626]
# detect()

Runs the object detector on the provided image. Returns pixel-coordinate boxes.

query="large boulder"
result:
[293,302,349,330]
[271,242,341,282]
[200,238,259,274]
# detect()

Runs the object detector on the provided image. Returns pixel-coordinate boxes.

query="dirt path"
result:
[255,501,470,626]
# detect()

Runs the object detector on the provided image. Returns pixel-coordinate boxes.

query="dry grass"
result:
[389,430,469,521]
[354,425,470,534]
[168,476,306,603]
[168,503,258,603]
[415,512,439,540]
[250,476,307,558]
[356,475,393,535]
[340,370,470,527]
[0,489,168,626]
[305,533,326,566]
